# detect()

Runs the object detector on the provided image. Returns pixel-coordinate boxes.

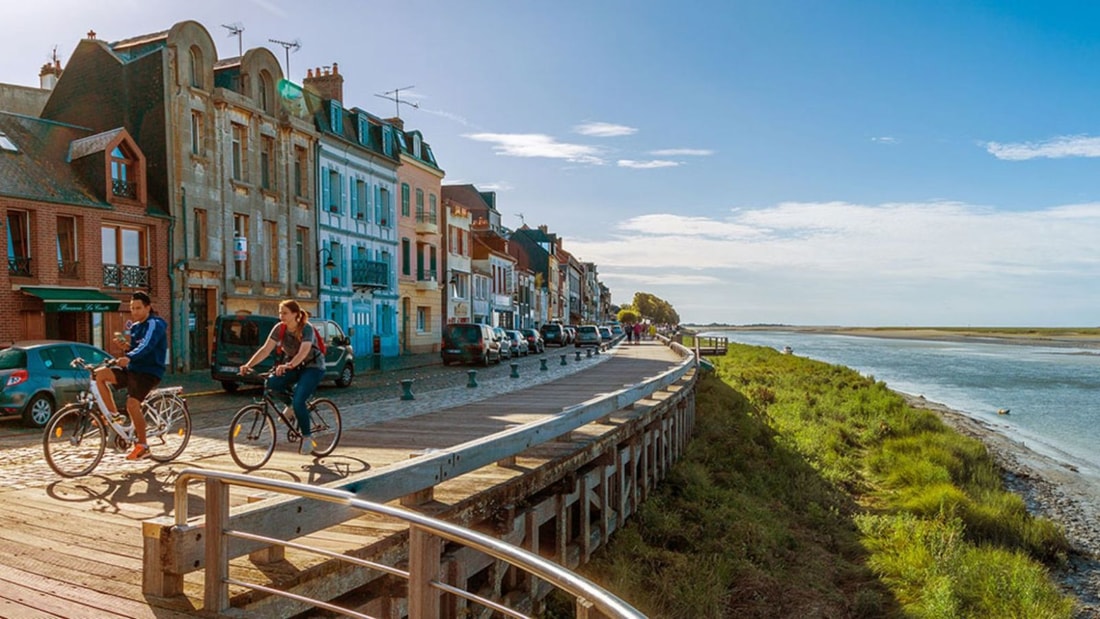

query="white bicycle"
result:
[43,357,191,477]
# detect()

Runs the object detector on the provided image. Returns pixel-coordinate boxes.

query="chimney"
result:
[87,30,96,40]
[385,116,404,131]
[302,61,344,103]
[39,57,62,90]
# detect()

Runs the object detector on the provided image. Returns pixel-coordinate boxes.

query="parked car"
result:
[0,340,122,427]
[492,327,513,360]
[505,330,530,357]
[575,325,602,348]
[599,326,613,342]
[539,323,567,347]
[211,313,355,393]
[609,324,624,337]
[563,326,577,345]
[521,328,544,353]
[441,323,501,366]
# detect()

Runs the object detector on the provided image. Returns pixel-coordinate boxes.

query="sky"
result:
[5,1,1100,327]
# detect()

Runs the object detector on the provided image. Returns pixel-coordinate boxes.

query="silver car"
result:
[574,325,602,348]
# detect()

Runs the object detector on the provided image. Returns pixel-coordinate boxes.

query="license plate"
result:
[219,365,238,373]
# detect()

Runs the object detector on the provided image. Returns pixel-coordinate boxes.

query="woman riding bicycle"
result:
[239,300,325,455]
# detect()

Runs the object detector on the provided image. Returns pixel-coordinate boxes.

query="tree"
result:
[617,308,640,324]
[631,292,680,325]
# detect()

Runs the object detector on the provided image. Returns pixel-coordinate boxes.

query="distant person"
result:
[648,323,657,340]
[95,291,168,460]
[239,299,325,455]
[634,322,644,344]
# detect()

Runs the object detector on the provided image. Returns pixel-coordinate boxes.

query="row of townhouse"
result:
[0,19,610,373]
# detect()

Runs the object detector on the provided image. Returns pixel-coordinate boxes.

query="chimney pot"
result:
[87,30,96,40]
[333,62,339,74]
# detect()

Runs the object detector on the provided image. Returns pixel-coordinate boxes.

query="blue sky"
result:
[5,1,1100,327]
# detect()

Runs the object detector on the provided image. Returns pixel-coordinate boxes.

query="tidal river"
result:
[701,330,1100,479]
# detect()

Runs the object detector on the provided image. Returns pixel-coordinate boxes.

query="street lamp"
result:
[318,248,336,271]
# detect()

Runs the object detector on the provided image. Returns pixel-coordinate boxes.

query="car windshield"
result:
[0,348,27,370]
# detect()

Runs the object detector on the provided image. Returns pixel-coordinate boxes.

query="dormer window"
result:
[188,46,203,89]
[328,100,342,134]
[412,133,422,159]
[381,125,394,157]
[358,115,369,146]
[111,145,137,199]
[0,131,17,152]
[258,70,273,114]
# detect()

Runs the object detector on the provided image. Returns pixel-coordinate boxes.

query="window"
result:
[0,131,17,152]
[416,306,430,333]
[294,147,306,198]
[358,116,369,146]
[329,100,343,134]
[266,220,279,281]
[429,194,438,224]
[354,179,367,219]
[401,183,410,217]
[260,136,275,190]
[189,46,203,89]
[102,224,148,289]
[326,169,341,213]
[190,112,202,155]
[57,216,78,278]
[412,134,422,159]
[233,213,249,279]
[7,210,30,276]
[295,226,307,284]
[231,123,247,182]
[328,241,343,286]
[193,208,207,258]
[382,124,394,157]
[415,188,424,220]
[258,71,273,114]
[378,187,390,225]
[111,145,137,199]
[401,238,410,276]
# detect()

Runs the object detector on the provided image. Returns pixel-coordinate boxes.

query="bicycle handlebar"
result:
[69,357,121,372]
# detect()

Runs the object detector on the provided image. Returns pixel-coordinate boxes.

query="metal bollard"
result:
[400,378,415,401]
[575,350,582,361]
[510,362,519,378]
[586,348,593,358]
[560,354,567,366]
[466,369,478,388]
[540,358,548,371]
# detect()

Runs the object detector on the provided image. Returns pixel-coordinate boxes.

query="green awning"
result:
[22,287,121,313]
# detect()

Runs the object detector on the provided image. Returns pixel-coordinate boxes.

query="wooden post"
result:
[203,478,230,612]
[142,518,183,596]
[407,526,441,619]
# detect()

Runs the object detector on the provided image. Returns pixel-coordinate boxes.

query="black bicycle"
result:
[227,370,342,470]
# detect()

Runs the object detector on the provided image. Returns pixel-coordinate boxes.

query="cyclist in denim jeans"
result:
[239,299,325,455]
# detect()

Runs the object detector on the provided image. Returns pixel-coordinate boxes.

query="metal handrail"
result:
[176,468,646,618]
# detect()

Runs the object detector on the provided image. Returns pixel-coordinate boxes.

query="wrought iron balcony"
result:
[8,256,31,277]
[103,263,151,291]
[112,178,137,199]
[414,209,438,235]
[351,259,389,290]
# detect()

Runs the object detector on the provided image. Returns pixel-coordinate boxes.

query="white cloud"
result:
[463,133,604,164]
[648,148,714,156]
[617,159,680,169]
[573,122,637,137]
[871,136,897,144]
[985,135,1100,160]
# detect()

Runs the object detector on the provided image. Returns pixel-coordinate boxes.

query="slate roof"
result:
[0,111,110,208]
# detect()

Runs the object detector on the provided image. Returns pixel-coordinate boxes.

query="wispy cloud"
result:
[871,136,897,144]
[985,135,1100,160]
[573,122,637,137]
[248,0,289,18]
[649,148,714,156]
[463,133,604,164]
[617,159,680,169]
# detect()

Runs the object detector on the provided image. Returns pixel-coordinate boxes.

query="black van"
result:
[441,323,501,366]
[210,314,356,392]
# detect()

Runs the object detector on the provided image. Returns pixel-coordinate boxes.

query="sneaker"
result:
[298,437,316,456]
[126,443,150,460]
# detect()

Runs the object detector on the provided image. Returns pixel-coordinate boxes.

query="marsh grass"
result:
[575,344,1074,618]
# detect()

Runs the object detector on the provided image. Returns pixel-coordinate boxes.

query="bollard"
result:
[595,345,601,355]
[510,362,519,378]
[466,369,478,388]
[539,358,548,371]
[400,378,415,401]
[586,348,593,358]
[560,354,567,366]
[575,350,582,361]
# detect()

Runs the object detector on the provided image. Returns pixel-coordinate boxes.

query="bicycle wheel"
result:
[43,405,106,478]
[228,404,276,470]
[306,398,342,457]
[143,394,192,462]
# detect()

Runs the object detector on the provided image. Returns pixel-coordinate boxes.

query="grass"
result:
[571,343,1075,618]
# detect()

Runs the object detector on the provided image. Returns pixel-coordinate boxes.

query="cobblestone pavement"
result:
[0,345,620,491]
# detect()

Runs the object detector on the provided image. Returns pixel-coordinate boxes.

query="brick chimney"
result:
[303,62,344,103]
[385,116,404,131]
[39,56,62,90]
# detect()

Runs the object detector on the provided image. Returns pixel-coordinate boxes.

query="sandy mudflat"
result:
[902,393,1100,616]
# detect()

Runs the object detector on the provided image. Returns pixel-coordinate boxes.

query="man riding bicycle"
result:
[239,299,325,455]
[95,291,168,460]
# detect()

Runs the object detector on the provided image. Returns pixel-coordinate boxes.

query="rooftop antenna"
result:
[516,212,526,226]
[374,85,419,118]
[221,23,244,57]
[268,37,301,79]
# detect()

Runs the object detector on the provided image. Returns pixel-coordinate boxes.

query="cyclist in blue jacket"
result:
[95,291,168,460]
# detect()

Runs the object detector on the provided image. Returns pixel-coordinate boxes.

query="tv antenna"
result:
[221,23,244,57]
[268,37,301,78]
[516,212,526,226]
[374,85,419,118]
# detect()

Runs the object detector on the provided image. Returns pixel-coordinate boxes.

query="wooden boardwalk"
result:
[0,341,684,618]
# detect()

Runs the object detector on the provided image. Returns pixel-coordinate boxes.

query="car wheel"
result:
[22,393,55,428]
[335,363,354,388]
[221,381,240,393]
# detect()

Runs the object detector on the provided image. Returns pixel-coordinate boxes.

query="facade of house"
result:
[0,111,167,347]
[442,198,472,325]
[393,121,444,354]
[509,224,563,324]
[303,64,401,360]
[39,22,319,371]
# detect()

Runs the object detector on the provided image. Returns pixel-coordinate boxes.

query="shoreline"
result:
[703,325,1100,350]
[902,392,1100,616]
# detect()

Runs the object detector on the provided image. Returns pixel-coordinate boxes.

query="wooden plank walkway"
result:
[0,341,683,618]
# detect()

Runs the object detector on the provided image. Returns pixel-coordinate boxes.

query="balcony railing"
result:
[351,259,389,289]
[58,259,80,278]
[415,209,438,234]
[8,256,31,277]
[103,263,151,291]
[112,178,137,199]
